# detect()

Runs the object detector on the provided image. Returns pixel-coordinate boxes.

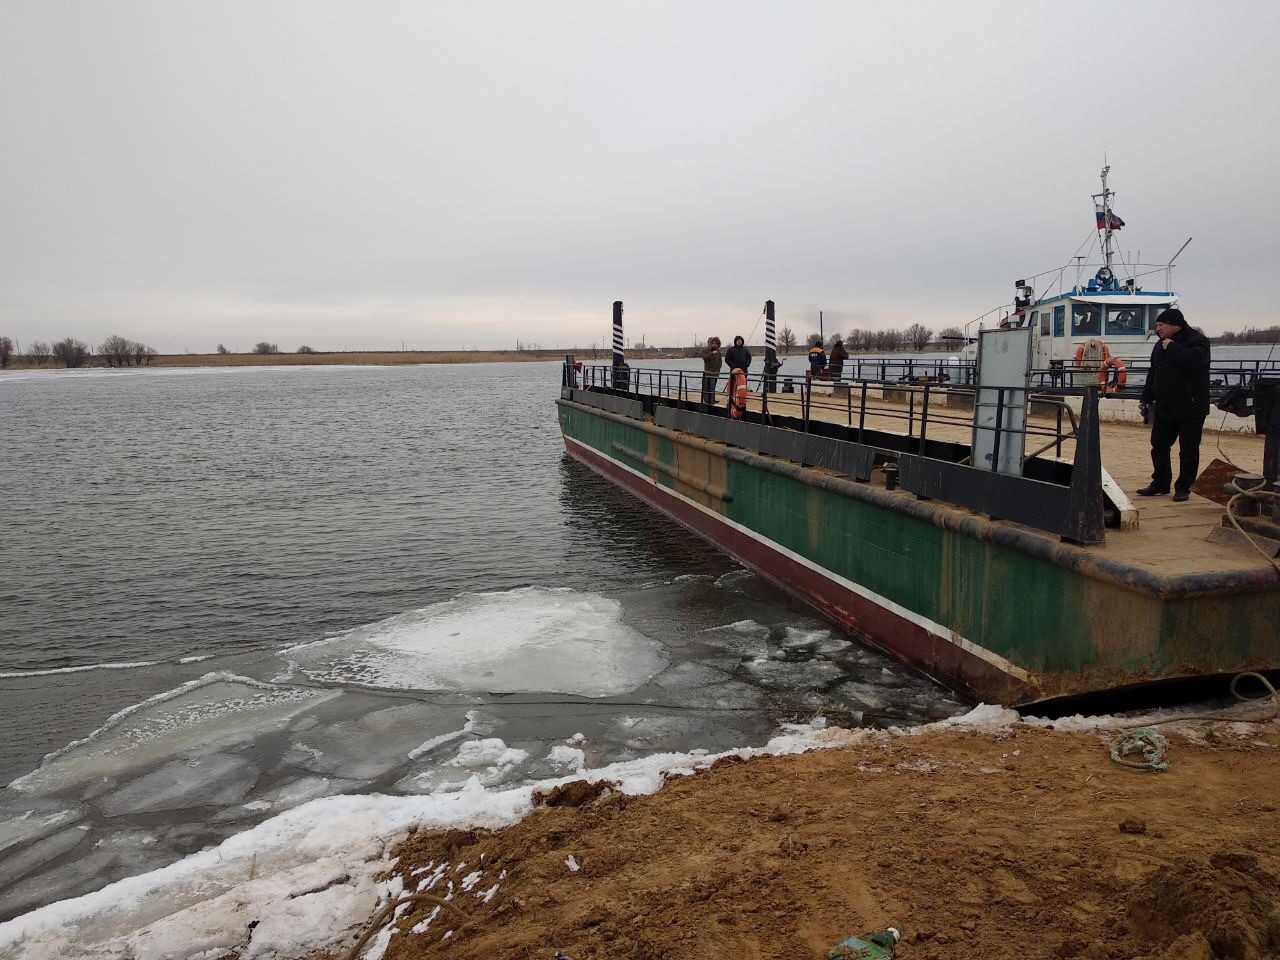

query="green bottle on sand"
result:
[826,927,900,959]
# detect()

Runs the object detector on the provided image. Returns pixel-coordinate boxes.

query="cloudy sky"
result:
[2,1,1277,353]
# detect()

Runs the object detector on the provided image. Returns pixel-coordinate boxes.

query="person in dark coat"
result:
[701,336,722,406]
[724,336,751,373]
[828,337,848,380]
[1137,308,1211,502]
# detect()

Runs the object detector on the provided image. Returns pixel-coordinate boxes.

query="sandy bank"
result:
[338,717,1280,960]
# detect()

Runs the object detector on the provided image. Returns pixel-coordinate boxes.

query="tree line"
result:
[1213,325,1280,346]
[0,335,158,369]
[778,323,966,354]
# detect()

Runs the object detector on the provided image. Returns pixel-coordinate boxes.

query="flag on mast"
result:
[1095,206,1125,230]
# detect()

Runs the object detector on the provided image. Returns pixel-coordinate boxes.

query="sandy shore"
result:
[314,712,1280,960]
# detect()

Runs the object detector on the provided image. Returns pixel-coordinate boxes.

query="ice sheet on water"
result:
[780,626,852,655]
[742,657,845,690]
[0,824,90,889]
[285,703,476,782]
[10,674,337,795]
[699,620,772,659]
[282,587,668,696]
[650,661,764,710]
[0,801,85,857]
[395,738,531,793]
[98,754,259,818]
[212,776,366,824]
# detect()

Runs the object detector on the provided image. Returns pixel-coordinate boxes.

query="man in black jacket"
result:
[725,336,752,373]
[1137,308,1211,502]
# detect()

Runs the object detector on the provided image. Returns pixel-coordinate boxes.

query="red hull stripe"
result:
[564,435,1037,703]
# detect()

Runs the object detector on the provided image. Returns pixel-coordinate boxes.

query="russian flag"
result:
[1095,208,1125,230]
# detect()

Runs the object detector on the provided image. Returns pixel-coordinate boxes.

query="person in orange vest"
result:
[807,337,827,378]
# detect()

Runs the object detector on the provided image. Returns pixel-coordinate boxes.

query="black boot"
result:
[1136,485,1169,496]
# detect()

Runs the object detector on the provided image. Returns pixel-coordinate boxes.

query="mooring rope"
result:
[1108,672,1280,772]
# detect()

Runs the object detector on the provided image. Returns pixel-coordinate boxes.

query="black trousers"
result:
[701,373,719,407]
[1149,414,1205,493]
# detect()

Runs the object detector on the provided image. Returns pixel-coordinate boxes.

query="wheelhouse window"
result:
[1148,305,1168,332]
[1053,305,1065,337]
[1037,311,1050,335]
[1072,303,1101,336]
[1105,306,1144,335]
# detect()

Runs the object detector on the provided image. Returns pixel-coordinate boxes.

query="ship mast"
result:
[1093,164,1115,273]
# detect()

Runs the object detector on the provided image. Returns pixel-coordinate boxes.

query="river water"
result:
[0,361,969,920]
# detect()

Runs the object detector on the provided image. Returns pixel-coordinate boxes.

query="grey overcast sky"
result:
[2,1,1277,352]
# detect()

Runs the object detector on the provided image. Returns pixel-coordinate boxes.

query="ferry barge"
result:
[557,303,1280,707]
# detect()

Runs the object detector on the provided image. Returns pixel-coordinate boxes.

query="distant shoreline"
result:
[2,350,635,370]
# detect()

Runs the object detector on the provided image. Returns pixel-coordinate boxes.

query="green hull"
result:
[560,398,1280,705]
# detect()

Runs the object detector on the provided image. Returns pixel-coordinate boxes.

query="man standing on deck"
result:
[807,336,827,378]
[702,336,722,407]
[725,335,751,374]
[1137,308,1211,502]
[828,337,848,380]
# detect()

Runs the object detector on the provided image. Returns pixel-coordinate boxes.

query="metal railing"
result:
[567,361,1083,461]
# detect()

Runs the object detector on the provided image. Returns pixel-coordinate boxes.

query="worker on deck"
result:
[807,337,827,378]
[701,336,723,407]
[1137,308,1211,503]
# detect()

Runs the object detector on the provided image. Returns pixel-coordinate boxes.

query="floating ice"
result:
[699,620,772,659]
[396,737,530,793]
[282,587,668,696]
[781,626,852,654]
[650,661,764,709]
[9,674,337,795]
[0,803,85,858]
[98,754,259,818]
[545,746,585,771]
[742,658,845,690]
[285,703,474,782]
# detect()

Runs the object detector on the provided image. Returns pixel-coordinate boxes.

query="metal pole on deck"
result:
[764,300,779,394]
[611,300,630,390]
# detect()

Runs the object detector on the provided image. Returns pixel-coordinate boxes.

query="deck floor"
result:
[708,386,1274,577]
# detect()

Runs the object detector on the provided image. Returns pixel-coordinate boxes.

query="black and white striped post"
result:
[763,299,780,394]
[611,300,630,390]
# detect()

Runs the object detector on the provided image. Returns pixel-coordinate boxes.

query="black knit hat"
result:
[1156,308,1187,328]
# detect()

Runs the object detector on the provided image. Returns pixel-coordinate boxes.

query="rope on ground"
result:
[1224,489,1280,572]
[1109,728,1169,772]
[1108,672,1280,772]
[341,892,467,960]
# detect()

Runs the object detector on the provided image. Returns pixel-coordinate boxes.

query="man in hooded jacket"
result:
[725,336,751,373]
[1137,308,1211,502]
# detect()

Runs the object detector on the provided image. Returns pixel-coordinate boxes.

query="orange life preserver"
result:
[727,367,748,419]
[1074,339,1112,365]
[1098,355,1127,393]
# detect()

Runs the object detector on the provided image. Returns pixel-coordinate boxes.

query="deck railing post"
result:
[611,300,630,391]
[763,299,780,394]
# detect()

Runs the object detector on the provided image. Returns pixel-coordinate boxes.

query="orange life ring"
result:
[1098,356,1127,393]
[1074,341,1112,364]
[727,367,748,419]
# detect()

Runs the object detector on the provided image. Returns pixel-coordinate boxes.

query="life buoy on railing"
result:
[1098,356,1127,393]
[1074,339,1111,365]
[727,367,748,420]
